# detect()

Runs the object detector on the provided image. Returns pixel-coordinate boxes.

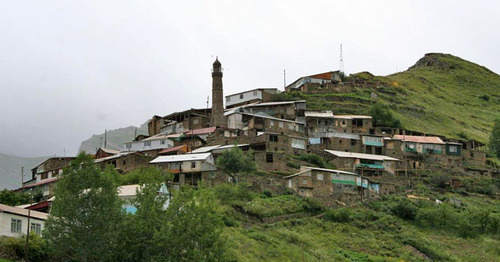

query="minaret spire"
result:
[211,58,225,127]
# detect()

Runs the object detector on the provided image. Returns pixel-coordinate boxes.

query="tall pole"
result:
[21,166,24,185]
[104,129,107,149]
[283,69,286,89]
[25,194,32,260]
[403,130,408,186]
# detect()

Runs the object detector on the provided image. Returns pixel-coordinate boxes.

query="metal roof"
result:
[158,144,188,155]
[244,100,306,107]
[118,184,140,197]
[393,135,445,144]
[150,153,212,164]
[98,148,121,154]
[325,150,400,161]
[94,152,135,163]
[334,115,373,119]
[0,203,48,220]
[304,111,334,118]
[184,127,217,136]
[283,166,356,179]
[225,88,278,98]
[19,177,58,190]
[191,145,222,153]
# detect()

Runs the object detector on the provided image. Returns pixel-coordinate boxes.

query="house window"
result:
[11,218,22,233]
[353,119,363,127]
[191,162,196,168]
[240,94,244,99]
[279,122,284,128]
[317,174,323,181]
[302,179,308,185]
[269,134,278,142]
[122,160,127,165]
[449,146,457,152]
[31,223,42,236]
[253,90,258,96]
[350,139,356,146]
[266,153,273,163]
[269,120,274,126]
[144,141,151,146]
[41,173,48,180]
[288,124,294,130]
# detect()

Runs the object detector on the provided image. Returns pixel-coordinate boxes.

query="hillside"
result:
[78,123,148,154]
[280,53,500,143]
[0,153,48,190]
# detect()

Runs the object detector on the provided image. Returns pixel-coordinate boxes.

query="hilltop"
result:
[280,53,500,143]
[78,123,148,154]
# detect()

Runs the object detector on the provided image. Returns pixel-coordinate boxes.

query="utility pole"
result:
[25,193,32,261]
[339,44,344,74]
[403,130,408,186]
[283,69,286,89]
[104,129,107,149]
[21,166,24,185]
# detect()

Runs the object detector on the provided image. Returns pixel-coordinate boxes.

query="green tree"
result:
[117,167,170,262]
[0,189,29,206]
[44,153,123,262]
[216,147,256,182]
[153,186,226,262]
[489,118,500,157]
[367,102,402,128]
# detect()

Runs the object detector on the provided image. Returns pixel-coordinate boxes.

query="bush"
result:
[0,235,48,262]
[367,102,402,128]
[430,173,451,189]
[324,208,353,223]
[293,154,331,168]
[214,183,256,206]
[391,198,418,220]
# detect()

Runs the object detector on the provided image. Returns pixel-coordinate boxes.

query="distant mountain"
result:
[78,122,149,154]
[0,152,48,190]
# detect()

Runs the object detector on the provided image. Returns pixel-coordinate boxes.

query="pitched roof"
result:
[225,88,278,98]
[98,148,120,154]
[393,135,445,144]
[244,100,306,107]
[158,144,188,155]
[184,127,217,136]
[283,166,356,179]
[0,203,48,220]
[19,177,58,190]
[191,144,249,153]
[94,152,135,163]
[325,150,400,161]
[150,153,212,164]
[118,184,140,197]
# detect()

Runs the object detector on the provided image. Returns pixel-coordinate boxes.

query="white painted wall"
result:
[226,90,263,107]
[124,138,174,151]
[0,212,45,237]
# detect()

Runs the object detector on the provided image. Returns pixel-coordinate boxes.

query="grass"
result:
[277,53,500,143]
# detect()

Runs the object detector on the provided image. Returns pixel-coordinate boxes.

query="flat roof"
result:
[0,203,48,220]
[393,135,445,144]
[225,88,278,98]
[284,166,356,179]
[325,150,400,161]
[304,111,334,118]
[334,115,373,119]
[150,153,212,164]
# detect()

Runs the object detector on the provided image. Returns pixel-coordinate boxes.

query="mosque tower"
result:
[211,58,225,127]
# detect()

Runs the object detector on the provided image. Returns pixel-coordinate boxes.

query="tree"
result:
[153,186,226,262]
[367,102,402,128]
[116,167,170,262]
[216,147,256,182]
[44,153,123,262]
[489,118,500,158]
[0,189,29,206]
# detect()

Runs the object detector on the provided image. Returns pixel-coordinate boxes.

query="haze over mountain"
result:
[0,152,48,190]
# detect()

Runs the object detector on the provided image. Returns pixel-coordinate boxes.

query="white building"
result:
[0,204,48,237]
[225,88,278,109]
[123,134,174,152]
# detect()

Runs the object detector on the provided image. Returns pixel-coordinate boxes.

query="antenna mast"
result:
[339,44,344,74]
[283,69,286,88]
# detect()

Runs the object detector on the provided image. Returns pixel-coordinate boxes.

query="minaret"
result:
[211,58,225,127]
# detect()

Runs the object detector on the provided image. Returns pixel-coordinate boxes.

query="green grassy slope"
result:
[282,53,500,142]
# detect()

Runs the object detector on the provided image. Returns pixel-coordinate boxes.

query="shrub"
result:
[214,183,256,206]
[261,190,273,198]
[0,235,48,262]
[391,198,418,220]
[324,208,353,223]
[293,154,331,168]
[430,173,451,189]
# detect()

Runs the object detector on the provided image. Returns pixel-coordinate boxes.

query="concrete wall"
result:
[0,212,45,237]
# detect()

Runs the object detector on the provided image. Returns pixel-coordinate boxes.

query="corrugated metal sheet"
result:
[304,111,334,118]
[150,153,212,164]
[324,150,400,161]
[334,115,373,119]
[393,135,445,144]
[0,203,48,220]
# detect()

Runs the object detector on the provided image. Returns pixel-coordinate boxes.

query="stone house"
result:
[123,134,174,155]
[226,112,306,137]
[95,148,120,159]
[150,153,226,188]
[284,166,379,205]
[94,152,153,173]
[324,149,400,176]
[19,157,75,200]
[333,115,373,134]
[285,71,342,92]
[225,88,278,109]
[237,100,306,121]
[148,108,212,136]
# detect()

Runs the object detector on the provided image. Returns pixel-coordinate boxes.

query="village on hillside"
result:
[2,58,494,239]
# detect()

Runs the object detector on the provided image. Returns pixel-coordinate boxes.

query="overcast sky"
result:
[0,0,499,157]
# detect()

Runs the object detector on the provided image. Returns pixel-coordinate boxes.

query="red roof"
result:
[184,126,217,136]
[393,135,445,144]
[19,177,58,190]
[26,200,51,210]
[158,145,188,155]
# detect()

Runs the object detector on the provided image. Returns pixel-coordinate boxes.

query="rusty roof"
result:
[393,135,445,144]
